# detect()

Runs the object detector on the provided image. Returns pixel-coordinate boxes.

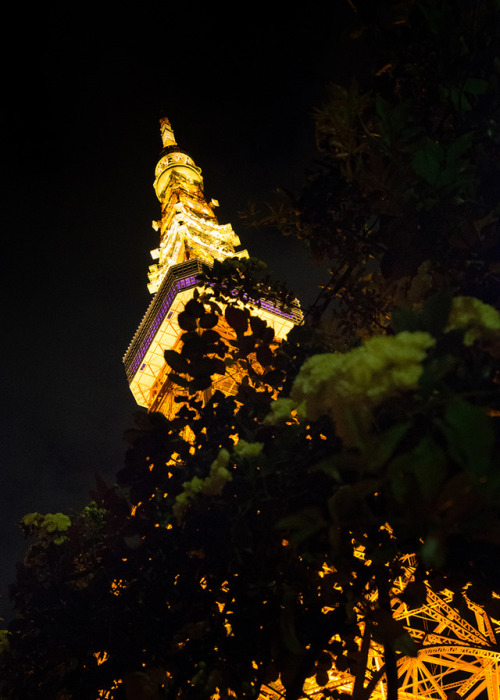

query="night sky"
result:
[2,7,357,620]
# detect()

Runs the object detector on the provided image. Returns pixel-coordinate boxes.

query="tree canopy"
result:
[246,0,500,346]
[1,2,500,699]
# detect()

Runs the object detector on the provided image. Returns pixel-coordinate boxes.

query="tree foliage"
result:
[1,268,499,699]
[244,0,500,346]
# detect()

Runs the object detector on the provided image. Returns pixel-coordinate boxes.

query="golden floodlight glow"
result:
[123,119,301,420]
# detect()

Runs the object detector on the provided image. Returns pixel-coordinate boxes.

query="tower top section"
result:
[146,117,247,295]
[154,118,202,201]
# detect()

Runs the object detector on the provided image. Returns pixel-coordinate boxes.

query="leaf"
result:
[263,326,275,344]
[446,132,473,163]
[201,329,220,345]
[225,305,249,333]
[421,287,452,336]
[237,334,256,357]
[315,668,329,687]
[164,350,190,374]
[367,422,411,470]
[208,301,222,315]
[463,77,488,95]
[262,368,285,388]
[280,595,305,655]
[250,315,268,338]
[256,345,273,367]
[421,534,446,568]
[177,310,198,331]
[190,357,226,378]
[412,138,444,185]
[394,631,419,656]
[389,436,447,501]
[391,307,423,333]
[439,399,494,477]
[180,332,205,359]
[185,298,206,318]
[371,609,416,653]
[199,313,219,329]
[168,373,190,389]
[278,507,327,545]
[190,375,213,391]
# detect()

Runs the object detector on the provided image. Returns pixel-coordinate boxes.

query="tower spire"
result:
[159,117,177,148]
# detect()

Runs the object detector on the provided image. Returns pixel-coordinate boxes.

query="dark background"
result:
[2,6,357,621]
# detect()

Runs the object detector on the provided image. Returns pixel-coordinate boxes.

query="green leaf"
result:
[411,437,447,500]
[463,77,488,95]
[421,534,446,568]
[421,287,452,336]
[394,632,419,657]
[391,307,423,333]
[278,507,327,546]
[439,399,494,477]
[367,422,411,471]
[280,610,305,655]
[446,132,473,163]
[388,437,447,501]
[412,139,444,185]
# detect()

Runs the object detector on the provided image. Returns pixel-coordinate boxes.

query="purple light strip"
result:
[128,274,197,376]
[124,259,302,382]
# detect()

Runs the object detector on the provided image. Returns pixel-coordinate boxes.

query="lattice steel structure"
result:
[260,556,500,699]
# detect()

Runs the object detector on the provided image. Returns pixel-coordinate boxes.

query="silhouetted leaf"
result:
[256,345,273,367]
[178,310,198,331]
[250,315,268,338]
[164,350,190,374]
[225,305,249,333]
[185,299,205,318]
[169,373,190,389]
[199,313,219,329]
[201,329,220,344]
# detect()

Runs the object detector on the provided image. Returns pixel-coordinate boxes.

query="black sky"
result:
[2,6,358,620]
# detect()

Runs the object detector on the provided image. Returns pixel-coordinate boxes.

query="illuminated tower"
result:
[123,119,301,418]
